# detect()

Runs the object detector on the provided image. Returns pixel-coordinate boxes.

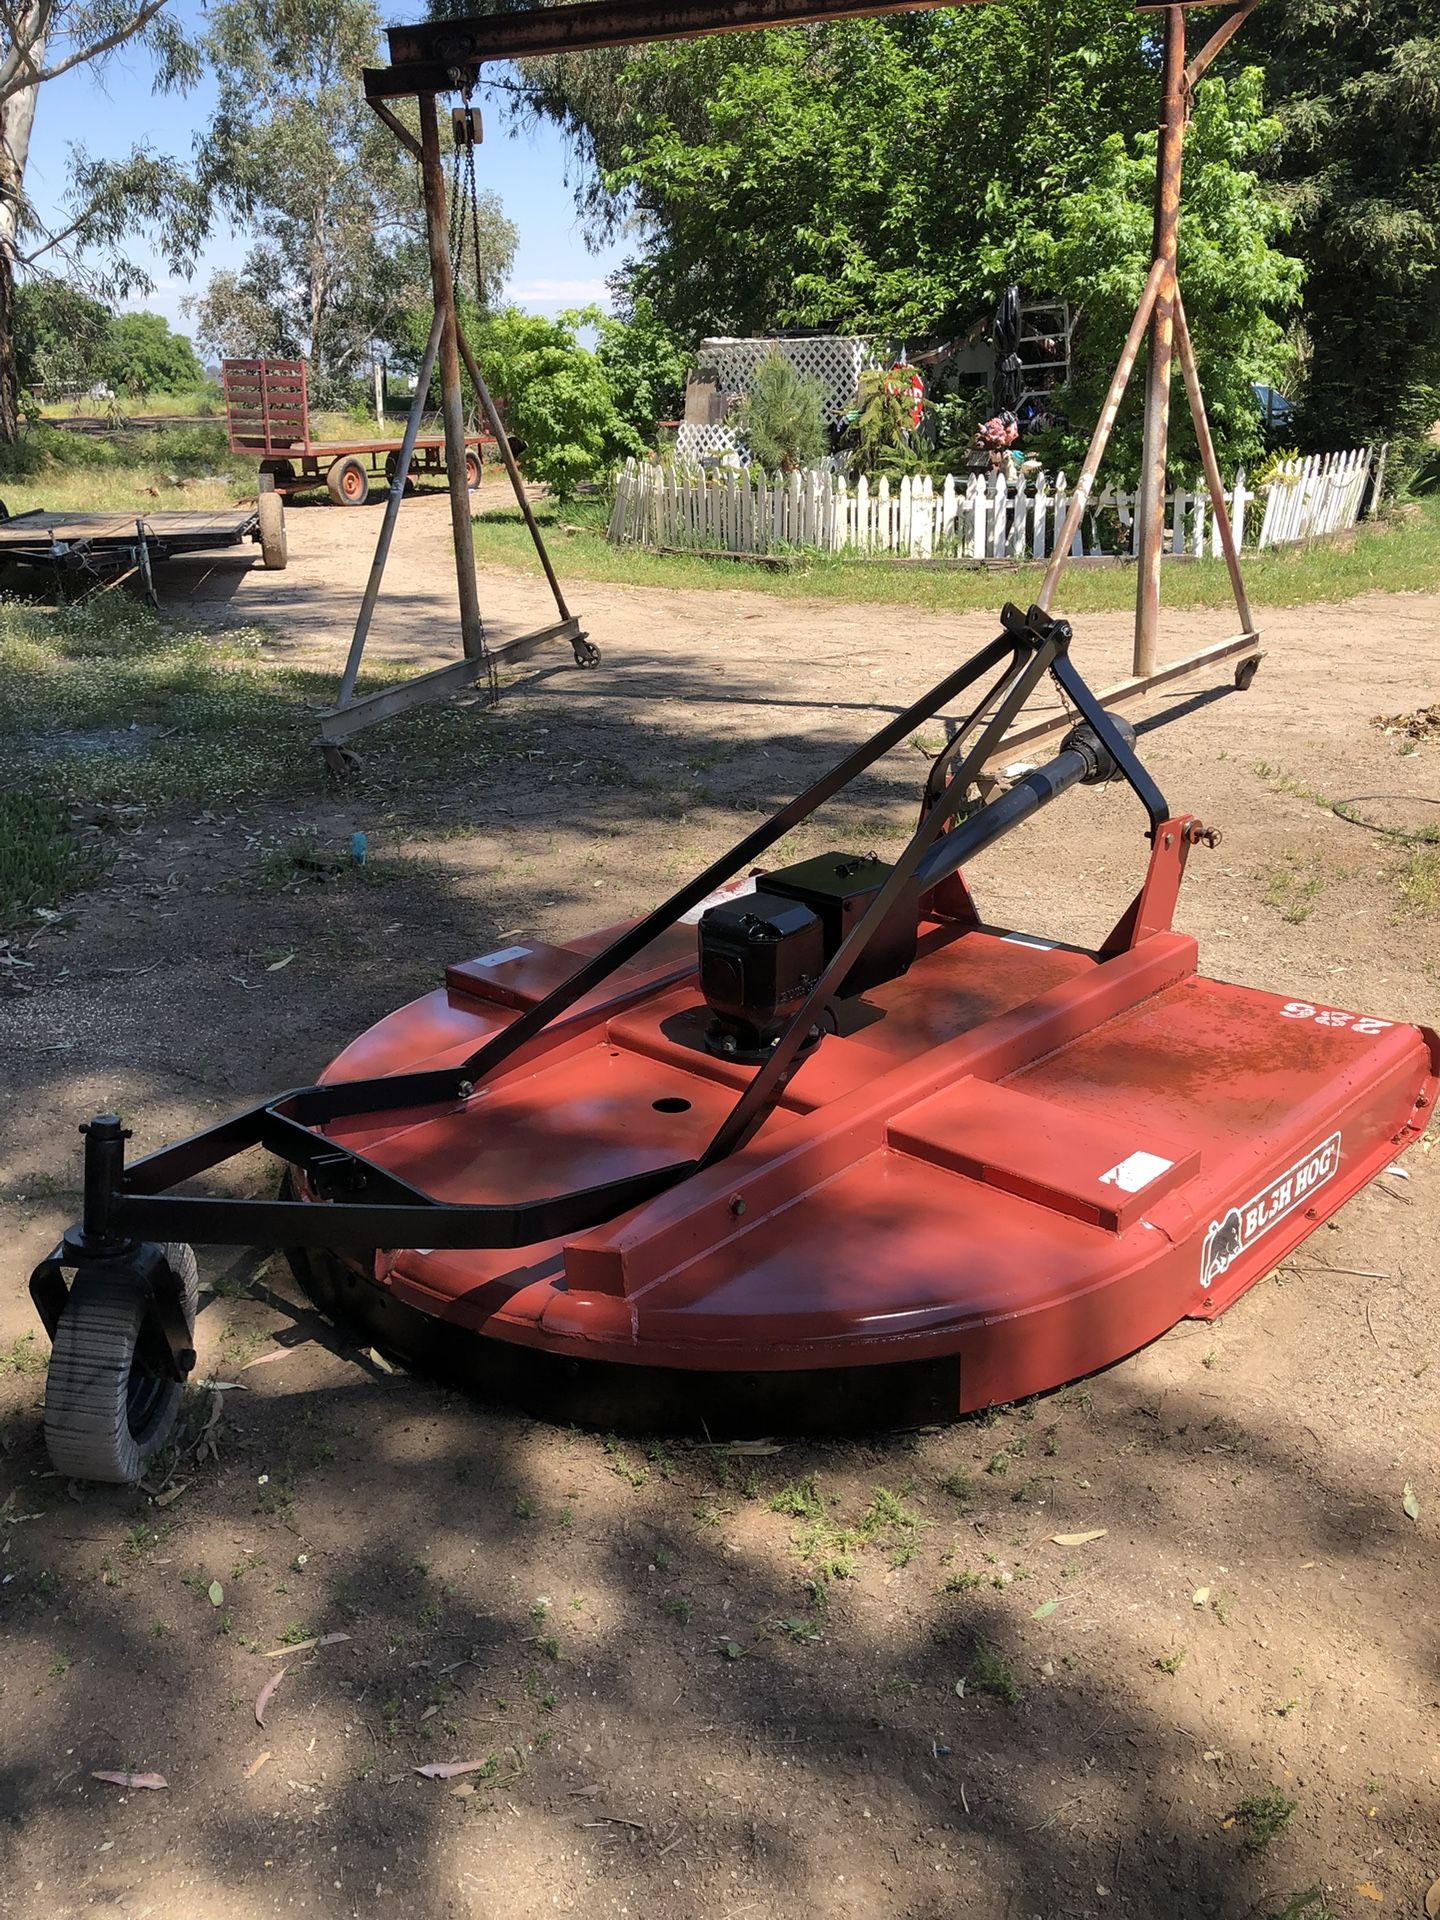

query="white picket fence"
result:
[607,446,1379,562]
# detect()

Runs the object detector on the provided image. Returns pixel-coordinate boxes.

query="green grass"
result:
[0,791,87,928]
[968,1641,1022,1705]
[1262,852,1326,924]
[0,422,254,514]
[38,385,222,422]
[1229,1788,1298,1855]
[1394,846,1440,914]
[0,592,530,925]
[473,492,1440,617]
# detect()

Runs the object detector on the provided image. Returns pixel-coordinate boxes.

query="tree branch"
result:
[22,0,170,95]
[0,0,50,98]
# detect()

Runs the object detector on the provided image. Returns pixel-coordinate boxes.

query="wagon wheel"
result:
[259,460,296,494]
[42,1244,199,1485]
[321,741,362,778]
[385,451,417,497]
[257,490,288,570]
[326,455,370,507]
[463,450,482,492]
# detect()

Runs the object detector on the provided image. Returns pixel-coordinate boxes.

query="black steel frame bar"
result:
[74,609,1172,1257]
[90,616,1098,1252]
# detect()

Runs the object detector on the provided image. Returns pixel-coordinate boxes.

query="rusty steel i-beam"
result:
[364,0,984,93]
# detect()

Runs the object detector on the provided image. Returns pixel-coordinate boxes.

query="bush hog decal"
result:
[1200,1132,1343,1288]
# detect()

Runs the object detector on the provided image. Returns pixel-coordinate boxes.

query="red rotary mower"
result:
[29,605,1438,1478]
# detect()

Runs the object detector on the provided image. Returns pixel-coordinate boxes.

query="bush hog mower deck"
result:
[28,606,1439,1477]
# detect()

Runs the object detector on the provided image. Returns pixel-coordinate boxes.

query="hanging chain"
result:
[447,94,496,705]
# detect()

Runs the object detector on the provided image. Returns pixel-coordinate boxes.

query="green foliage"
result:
[195,0,513,386]
[469,306,637,499]
[519,9,1155,339]
[510,11,1303,472]
[1266,0,1439,475]
[104,311,203,396]
[1013,71,1301,473]
[854,364,923,477]
[585,296,689,445]
[738,352,827,472]
[13,288,202,401]
[12,282,110,399]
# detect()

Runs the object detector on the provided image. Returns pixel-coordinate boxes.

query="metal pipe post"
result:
[334,306,446,709]
[1036,257,1166,613]
[418,91,487,661]
[1173,289,1255,638]
[1131,5,1187,677]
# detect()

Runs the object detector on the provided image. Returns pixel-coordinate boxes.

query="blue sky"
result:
[22,0,631,338]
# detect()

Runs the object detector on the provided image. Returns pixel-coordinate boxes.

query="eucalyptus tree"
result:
[0,0,204,437]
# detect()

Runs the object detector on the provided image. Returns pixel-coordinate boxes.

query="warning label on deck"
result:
[1199,1132,1342,1289]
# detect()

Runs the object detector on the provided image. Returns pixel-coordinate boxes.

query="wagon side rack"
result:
[222,356,492,509]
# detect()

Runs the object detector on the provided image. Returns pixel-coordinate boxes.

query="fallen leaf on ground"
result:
[255,1667,286,1726]
[1051,1529,1107,1547]
[414,1760,494,1781]
[1031,1597,1059,1620]
[1403,1484,1420,1523]
[153,1480,190,1508]
[366,1347,396,1375]
[245,1752,272,1780]
[722,1440,785,1456]
[241,1345,310,1372]
[92,1771,167,1790]
[1192,1587,1210,1607]
[266,952,296,971]
[264,1631,350,1657]
[1424,1877,1440,1919]
[207,1581,224,1607]
[1354,1883,1382,1902]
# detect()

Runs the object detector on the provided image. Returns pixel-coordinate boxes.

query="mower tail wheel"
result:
[257,490,288,570]
[42,1244,199,1485]
[1234,654,1261,691]
[326,455,370,507]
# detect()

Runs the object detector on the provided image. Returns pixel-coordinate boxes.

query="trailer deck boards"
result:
[0,501,283,593]
[0,508,259,551]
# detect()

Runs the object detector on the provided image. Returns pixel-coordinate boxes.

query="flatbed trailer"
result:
[0,499,286,598]
[223,357,496,505]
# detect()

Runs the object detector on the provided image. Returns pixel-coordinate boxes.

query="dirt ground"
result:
[1,489,1437,1920]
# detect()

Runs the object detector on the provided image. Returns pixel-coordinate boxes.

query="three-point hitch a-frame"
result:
[356,0,1265,765]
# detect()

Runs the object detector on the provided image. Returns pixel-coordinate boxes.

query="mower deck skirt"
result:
[312,916,1437,1414]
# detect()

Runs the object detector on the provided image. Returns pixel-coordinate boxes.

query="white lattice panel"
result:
[675,422,739,462]
[697,336,866,428]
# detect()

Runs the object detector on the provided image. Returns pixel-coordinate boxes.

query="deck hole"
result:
[652,1096,692,1114]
